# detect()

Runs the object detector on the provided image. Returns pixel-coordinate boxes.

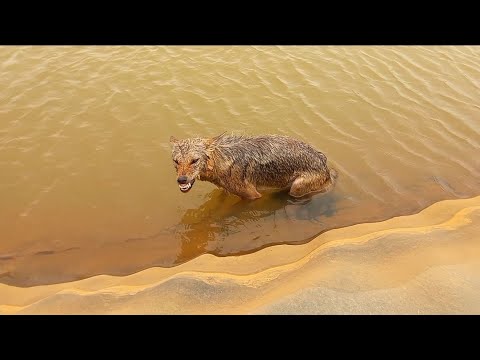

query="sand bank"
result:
[1,195,479,314]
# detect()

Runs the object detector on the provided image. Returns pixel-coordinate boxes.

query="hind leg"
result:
[289,173,331,198]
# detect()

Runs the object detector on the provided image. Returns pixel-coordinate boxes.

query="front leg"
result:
[229,183,262,200]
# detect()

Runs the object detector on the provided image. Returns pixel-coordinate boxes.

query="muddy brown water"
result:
[0,46,479,286]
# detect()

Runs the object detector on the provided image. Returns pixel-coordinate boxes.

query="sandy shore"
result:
[1,195,479,314]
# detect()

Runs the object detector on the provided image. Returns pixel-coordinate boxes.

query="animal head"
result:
[169,135,210,193]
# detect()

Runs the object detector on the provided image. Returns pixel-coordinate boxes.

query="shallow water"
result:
[0,46,479,286]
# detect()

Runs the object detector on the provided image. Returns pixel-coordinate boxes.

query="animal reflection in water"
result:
[175,187,338,262]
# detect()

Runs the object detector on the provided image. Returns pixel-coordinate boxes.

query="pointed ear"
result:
[170,136,179,144]
[206,132,227,147]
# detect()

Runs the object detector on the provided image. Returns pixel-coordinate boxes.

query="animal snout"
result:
[177,175,188,184]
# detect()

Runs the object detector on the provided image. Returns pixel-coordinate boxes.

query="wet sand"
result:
[1,195,479,314]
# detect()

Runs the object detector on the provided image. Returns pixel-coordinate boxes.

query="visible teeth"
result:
[179,183,191,191]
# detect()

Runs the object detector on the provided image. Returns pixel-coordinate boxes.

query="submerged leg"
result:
[289,172,333,198]
[231,183,262,200]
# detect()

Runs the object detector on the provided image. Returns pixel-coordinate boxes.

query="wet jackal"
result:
[170,133,337,200]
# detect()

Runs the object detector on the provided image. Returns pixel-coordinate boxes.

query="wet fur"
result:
[170,133,337,200]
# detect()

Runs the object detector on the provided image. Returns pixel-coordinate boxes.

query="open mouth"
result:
[179,179,195,193]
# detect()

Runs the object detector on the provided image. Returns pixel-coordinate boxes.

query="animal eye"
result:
[191,158,199,164]
[174,159,179,164]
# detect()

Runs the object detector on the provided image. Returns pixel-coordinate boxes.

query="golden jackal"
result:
[170,133,337,200]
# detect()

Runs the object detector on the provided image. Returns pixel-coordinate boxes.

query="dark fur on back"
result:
[208,134,329,188]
